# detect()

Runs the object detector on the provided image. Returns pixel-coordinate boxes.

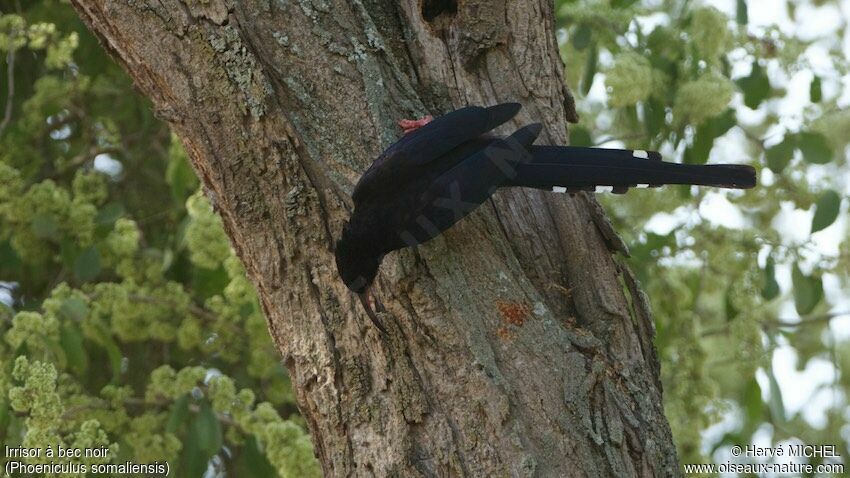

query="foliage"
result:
[557,0,849,466]
[0,1,319,476]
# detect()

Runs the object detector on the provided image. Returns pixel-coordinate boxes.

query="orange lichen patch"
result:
[496,326,514,342]
[496,300,531,327]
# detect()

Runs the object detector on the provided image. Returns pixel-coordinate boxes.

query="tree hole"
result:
[421,0,458,22]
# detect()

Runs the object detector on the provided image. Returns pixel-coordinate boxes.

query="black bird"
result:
[335,103,755,331]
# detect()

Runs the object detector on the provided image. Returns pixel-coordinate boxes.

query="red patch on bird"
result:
[496,300,531,327]
[398,115,433,135]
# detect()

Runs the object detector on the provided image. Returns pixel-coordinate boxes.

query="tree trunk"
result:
[69,0,680,476]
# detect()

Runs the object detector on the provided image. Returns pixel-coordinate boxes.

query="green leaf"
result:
[60,238,81,269]
[791,264,823,316]
[630,231,676,263]
[689,132,713,165]
[810,76,822,103]
[708,109,737,137]
[180,400,222,477]
[73,246,101,282]
[60,325,89,377]
[724,285,739,321]
[736,61,771,109]
[191,265,230,300]
[166,154,199,203]
[811,189,841,234]
[95,202,125,225]
[761,256,780,300]
[166,394,191,434]
[644,97,666,138]
[0,399,9,437]
[0,241,21,272]
[569,126,592,147]
[94,329,124,384]
[59,297,88,321]
[736,0,748,25]
[612,0,639,8]
[742,378,763,424]
[581,43,597,96]
[180,430,208,478]
[690,109,737,164]
[572,23,592,50]
[236,436,278,478]
[767,368,786,423]
[196,401,223,455]
[31,214,59,239]
[798,131,833,164]
[765,134,796,173]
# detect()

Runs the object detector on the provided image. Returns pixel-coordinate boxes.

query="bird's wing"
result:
[352,103,522,205]
[503,146,756,193]
[394,124,542,247]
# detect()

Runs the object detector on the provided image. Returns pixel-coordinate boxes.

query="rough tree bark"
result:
[69,0,680,476]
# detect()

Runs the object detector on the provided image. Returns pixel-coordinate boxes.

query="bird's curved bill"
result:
[358,287,388,334]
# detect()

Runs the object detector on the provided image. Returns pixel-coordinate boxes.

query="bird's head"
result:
[334,224,381,294]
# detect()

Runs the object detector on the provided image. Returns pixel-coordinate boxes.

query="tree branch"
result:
[0,48,16,137]
[702,311,850,337]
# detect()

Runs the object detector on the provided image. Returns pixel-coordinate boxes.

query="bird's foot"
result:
[398,115,433,135]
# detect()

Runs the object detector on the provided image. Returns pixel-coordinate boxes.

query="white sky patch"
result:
[586,73,608,104]
[727,48,753,78]
[710,127,753,164]
[633,12,670,35]
[757,347,840,428]
[595,105,614,131]
[831,315,850,342]
[204,368,223,384]
[775,71,811,128]
[730,93,769,125]
[750,423,776,451]
[795,3,844,41]
[701,400,743,455]
[805,44,837,77]
[699,192,746,229]
[94,153,123,178]
[0,282,15,308]
[597,48,615,69]
[771,201,812,244]
[810,211,846,255]
[644,210,685,235]
[759,168,776,186]
[49,125,72,141]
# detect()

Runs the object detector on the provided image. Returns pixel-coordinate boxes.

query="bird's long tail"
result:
[504,146,756,193]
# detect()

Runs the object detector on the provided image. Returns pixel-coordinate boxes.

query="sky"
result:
[581,0,850,468]
[690,0,849,467]
[700,1,850,448]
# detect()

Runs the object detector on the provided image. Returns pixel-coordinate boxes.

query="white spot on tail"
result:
[636,184,650,188]
[552,186,567,193]
[633,150,649,159]
[595,186,614,193]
